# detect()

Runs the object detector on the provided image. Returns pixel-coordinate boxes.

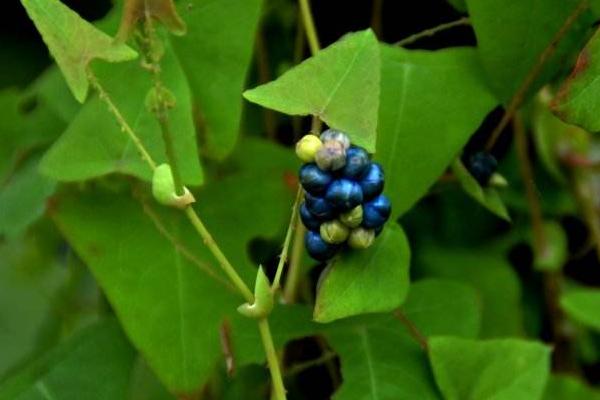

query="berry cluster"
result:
[467,151,498,186]
[295,130,391,261]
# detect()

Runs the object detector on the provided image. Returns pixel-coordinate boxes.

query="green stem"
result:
[258,319,287,400]
[87,69,157,171]
[184,206,254,302]
[395,17,470,47]
[298,0,320,55]
[283,222,305,303]
[156,111,185,195]
[272,188,303,292]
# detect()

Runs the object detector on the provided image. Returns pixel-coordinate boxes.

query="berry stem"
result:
[272,188,303,293]
[283,222,306,303]
[258,318,287,400]
[395,17,470,47]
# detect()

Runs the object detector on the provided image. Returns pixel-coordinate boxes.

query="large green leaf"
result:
[466,0,593,104]
[376,45,496,217]
[429,337,551,400]
[20,0,137,103]
[419,248,524,337]
[314,225,410,323]
[0,319,135,400]
[326,279,481,400]
[560,287,600,331]
[244,30,380,152]
[543,375,600,400]
[553,28,600,131]
[172,0,263,160]
[40,41,203,186]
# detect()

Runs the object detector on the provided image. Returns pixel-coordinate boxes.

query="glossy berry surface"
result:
[320,129,350,149]
[325,179,363,211]
[305,230,339,261]
[299,202,322,231]
[358,162,384,200]
[304,192,335,219]
[342,146,370,178]
[315,140,346,171]
[468,152,498,186]
[299,163,333,195]
[362,194,391,229]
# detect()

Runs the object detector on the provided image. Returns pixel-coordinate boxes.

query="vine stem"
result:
[394,310,428,351]
[282,222,305,303]
[395,17,470,47]
[87,69,157,171]
[485,0,590,151]
[272,188,303,292]
[298,0,320,55]
[258,319,287,400]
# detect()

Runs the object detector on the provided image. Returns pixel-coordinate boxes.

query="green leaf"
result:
[553,28,600,130]
[40,40,203,186]
[466,0,593,103]
[0,155,56,238]
[447,0,467,12]
[172,0,263,159]
[20,0,137,103]
[29,66,81,123]
[376,45,497,217]
[429,337,551,400]
[419,248,524,337]
[451,158,510,220]
[244,30,380,152]
[314,225,410,323]
[543,374,600,400]
[560,287,600,331]
[533,221,568,271]
[326,278,481,400]
[0,319,135,400]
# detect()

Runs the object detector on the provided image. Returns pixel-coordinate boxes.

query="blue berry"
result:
[342,146,370,178]
[304,192,335,219]
[468,152,497,186]
[305,230,339,261]
[299,202,323,231]
[362,194,391,229]
[325,179,363,211]
[299,163,333,195]
[358,162,384,200]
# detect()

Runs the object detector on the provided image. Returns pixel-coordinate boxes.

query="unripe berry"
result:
[295,134,323,162]
[358,162,384,200]
[315,140,346,171]
[340,205,363,228]
[305,230,339,261]
[320,129,350,149]
[362,194,391,229]
[348,227,375,249]
[468,152,498,186]
[320,220,350,244]
[342,146,370,178]
[325,179,363,211]
[299,202,322,231]
[304,192,335,219]
[299,163,333,195]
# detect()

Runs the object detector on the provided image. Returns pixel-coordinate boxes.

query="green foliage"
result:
[20,0,137,103]
[429,337,551,400]
[314,225,410,323]
[244,30,380,152]
[560,287,600,331]
[543,375,600,400]
[376,45,496,216]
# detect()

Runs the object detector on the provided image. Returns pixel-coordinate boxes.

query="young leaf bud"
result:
[237,267,274,319]
[152,163,195,209]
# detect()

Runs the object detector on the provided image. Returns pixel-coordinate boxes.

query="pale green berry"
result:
[340,205,363,228]
[295,134,323,162]
[320,220,350,244]
[489,173,508,188]
[348,227,375,249]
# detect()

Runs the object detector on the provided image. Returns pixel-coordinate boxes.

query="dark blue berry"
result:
[358,162,384,200]
[299,202,323,231]
[362,194,391,229]
[468,152,498,186]
[325,179,363,211]
[342,146,370,178]
[299,163,333,195]
[304,192,335,219]
[305,230,339,261]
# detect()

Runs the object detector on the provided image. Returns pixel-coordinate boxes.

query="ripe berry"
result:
[299,163,333,195]
[320,129,350,149]
[305,230,339,261]
[325,179,363,211]
[299,202,322,231]
[468,152,498,186]
[342,146,370,178]
[358,162,384,200]
[362,194,391,229]
[304,192,335,219]
[315,140,346,171]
